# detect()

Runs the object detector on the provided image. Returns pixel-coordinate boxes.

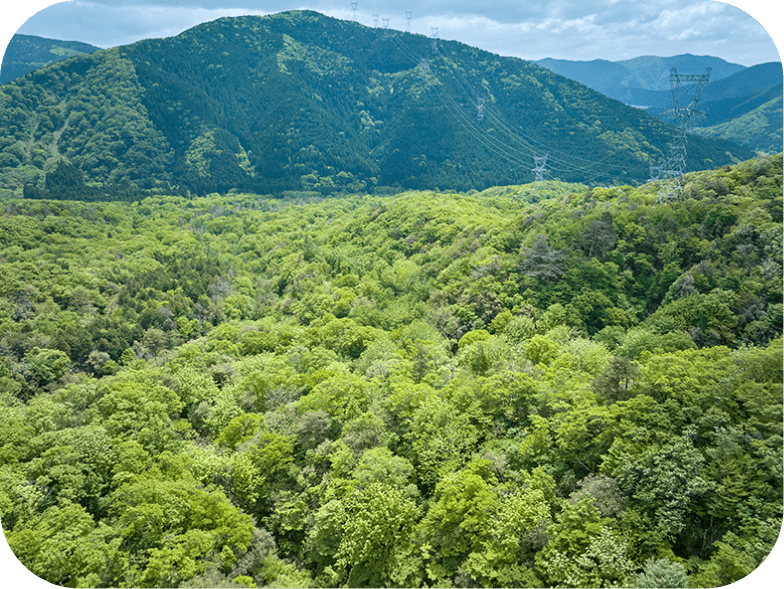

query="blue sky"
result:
[1,1,781,67]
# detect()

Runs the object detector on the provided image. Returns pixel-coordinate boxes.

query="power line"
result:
[385,32,646,186]
[652,67,711,201]
[431,42,640,184]
[391,35,607,182]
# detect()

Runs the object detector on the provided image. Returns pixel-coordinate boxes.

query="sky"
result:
[0,0,781,68]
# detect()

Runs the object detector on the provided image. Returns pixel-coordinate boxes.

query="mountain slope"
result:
[535,54,746,103]
[537,56,782,154]
[694,93,783,154]
[623,62,783,117]
[0,11,753,198]
[614,54,746,89]
[701,62,783,102]
[0,33,101,84]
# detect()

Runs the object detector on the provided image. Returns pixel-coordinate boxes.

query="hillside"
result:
[693,93,783,154]
[0,33,101,84]
[537,57,782,154]
[0,11,752,199]
[0,154,781,588]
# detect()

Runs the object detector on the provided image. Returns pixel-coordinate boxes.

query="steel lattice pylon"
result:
[652,67,711,202]
[532,155,548,183]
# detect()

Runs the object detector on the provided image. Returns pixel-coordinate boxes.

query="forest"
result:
[0,153,781,588]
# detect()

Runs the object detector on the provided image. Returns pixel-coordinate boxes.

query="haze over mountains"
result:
[536,56,782,154]
[0,10,760,199]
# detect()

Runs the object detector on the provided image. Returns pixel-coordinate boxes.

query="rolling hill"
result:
[0,11,753,199]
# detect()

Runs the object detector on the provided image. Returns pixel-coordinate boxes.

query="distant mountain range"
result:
[535,55,746,96]
[536,56,782,154]
[0,33,101,84]
[0,12,754,198]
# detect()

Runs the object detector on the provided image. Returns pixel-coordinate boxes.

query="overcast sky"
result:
[0,1,781,68]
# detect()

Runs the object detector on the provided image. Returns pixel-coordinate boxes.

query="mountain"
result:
[536,56,782,154]
[701,62,783,103]
[614,54,746,90]
[535,54,746,103]
[0,33,101,84]
[0,11,752,199]
[628,64,782,154]
[624,62,782,113]
[693,92,783,154]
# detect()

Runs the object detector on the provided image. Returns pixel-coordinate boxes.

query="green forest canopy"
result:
[0,154,782,588]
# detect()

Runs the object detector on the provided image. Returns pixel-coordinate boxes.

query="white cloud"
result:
[1,1,781,66]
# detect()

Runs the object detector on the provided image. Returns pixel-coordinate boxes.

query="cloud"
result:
[3,0,782,66]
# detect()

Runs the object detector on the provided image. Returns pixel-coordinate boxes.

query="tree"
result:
[610,438,712,549]
[535,498,635,588]
[405,396,479,490]
[418,460,499,580]
[336,483,422,587]
[634,557,687,588]
[24,347,70,389]
[109,477,254,587]
[592,356,640,403]
[579,212,616,260]
[44,160,99,200]
[6,501,126,587]
[519,234,567,284]
[141,327,169,366]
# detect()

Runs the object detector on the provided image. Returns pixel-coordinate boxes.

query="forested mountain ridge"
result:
[537,56,782,154]
[535,54,747,98]
[0,10,753,199]
[0,154,781,587]
[693,91,782,155]
[0,34,101,85]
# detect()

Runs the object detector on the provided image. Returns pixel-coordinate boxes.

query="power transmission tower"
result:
[373,13,379,27]
[431,27,439,52]
[351,2,358,22]
[419,58,430,76]
[476,96,485,123]
[653,67,711,201]
[406,11,412,32]
[532,155,548,183]
[381,17,390,39]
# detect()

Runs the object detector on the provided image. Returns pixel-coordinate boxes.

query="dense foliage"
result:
[1,154,781,588]
[0,11,753,200]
